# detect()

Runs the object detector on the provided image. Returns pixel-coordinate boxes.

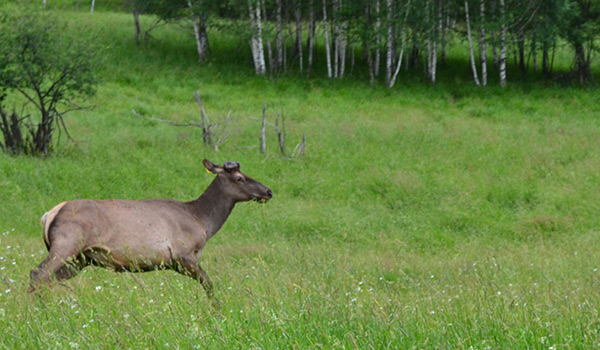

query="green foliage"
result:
[0,10,98,156]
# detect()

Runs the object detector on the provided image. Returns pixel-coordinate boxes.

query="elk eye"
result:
[236,176,245,183]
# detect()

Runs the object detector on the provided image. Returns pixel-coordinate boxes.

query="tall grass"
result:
[0,7,600,349]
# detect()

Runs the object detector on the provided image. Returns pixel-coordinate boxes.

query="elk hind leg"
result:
[29,237,83,292]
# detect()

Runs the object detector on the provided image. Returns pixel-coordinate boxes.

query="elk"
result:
[29,160,273,297]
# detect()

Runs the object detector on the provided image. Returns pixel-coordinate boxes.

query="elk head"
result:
[203,159,273,203]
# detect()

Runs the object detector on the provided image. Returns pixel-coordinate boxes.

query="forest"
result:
[124,0,599,85]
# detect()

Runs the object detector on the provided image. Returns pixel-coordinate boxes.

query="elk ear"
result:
[203,159,223,174]
[223,161,241,172]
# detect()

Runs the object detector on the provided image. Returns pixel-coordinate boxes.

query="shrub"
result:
[0,10,98,156]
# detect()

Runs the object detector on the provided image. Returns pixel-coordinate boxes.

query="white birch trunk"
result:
[323,0,333,78]
[499,0,507,87]
[248,0,266,75]
[465,0,481,86]
[388,0,410,87]
[374,0,381,77]
[91,0,95,12]
[189,0,208,62]
[255,3,266,74]
[43,0,47,9]
[479,0,487,86]
[389,37,405,88]
[385,0,393,86]
[248,1,259,73]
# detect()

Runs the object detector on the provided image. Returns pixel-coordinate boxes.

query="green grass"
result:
[1,7,600,349]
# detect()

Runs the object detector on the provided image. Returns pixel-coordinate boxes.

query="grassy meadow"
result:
[1,4,600,349]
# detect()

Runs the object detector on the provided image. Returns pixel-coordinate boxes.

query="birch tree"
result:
[385,0,394,85]
[465,0,481,86]
[499,0,507,87]
[323,0,333,78]
[248,0,266,75]
[188,0,209,62]
[479,0,487,86]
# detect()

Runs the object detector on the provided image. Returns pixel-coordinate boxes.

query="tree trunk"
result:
[374,0,381,77]
[574,43,590,84]
[189,1,208,62]
[255,3,265,74]
[364,2,375,83]
[431,0,440,84]
[531,38,537,73]
[295,5,303,73]
[339,24,346,78]
[323,0,333,78]
[350,45,355,75]
[91,0,95,13]
[133,8,141,44]
[307,0,315,75]
[261,0,273,74]
[465,1,480,86]
[479,0,487,87]
[333,0,339,78]
[411,32,419,68]
[276,0,283,72]
[385,0,393,85]
[248,0,266,75]
[388,0,410,88]
[389,34,405,88]
[542,41,549,77]
[492,30,498,68]
[518,29,525,76]
[441,2,448,66]
[499,0,507,87]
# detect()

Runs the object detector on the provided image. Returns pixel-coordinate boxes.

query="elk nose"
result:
[266,189,273,198]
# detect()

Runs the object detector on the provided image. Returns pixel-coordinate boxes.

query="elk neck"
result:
[187,177,236,239]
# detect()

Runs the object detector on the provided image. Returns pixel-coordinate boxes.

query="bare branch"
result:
[247,116,276,127]
[131,109,204,128]
[292,133,306,158]
[275,112,285,155]
[260,102,267,154]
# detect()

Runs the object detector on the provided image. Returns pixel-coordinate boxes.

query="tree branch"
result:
[131,109,205,128]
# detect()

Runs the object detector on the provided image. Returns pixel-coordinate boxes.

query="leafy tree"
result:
[0,12,98,156]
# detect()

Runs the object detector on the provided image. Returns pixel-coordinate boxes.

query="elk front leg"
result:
[176,255,214,298]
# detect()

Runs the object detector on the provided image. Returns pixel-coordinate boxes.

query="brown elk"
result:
[29,160,273,296]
